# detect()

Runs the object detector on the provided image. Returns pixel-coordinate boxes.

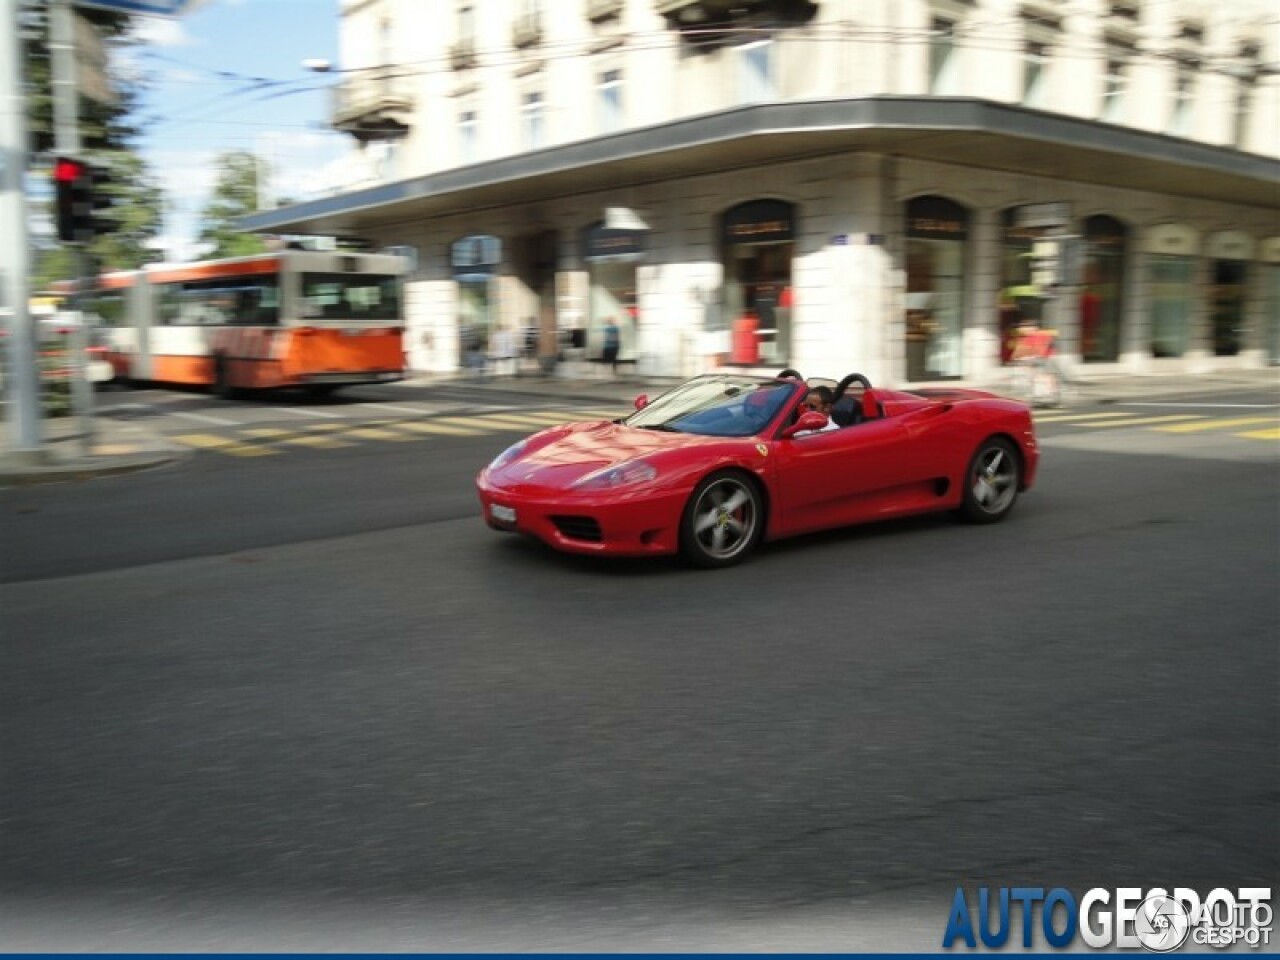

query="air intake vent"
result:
[551,516,603,542]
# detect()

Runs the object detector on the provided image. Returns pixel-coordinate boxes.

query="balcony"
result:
[587,0,623,20]
[331,71,413,142]
[450,38,478,70]
[656,0,816,47]
[512,11,543,47]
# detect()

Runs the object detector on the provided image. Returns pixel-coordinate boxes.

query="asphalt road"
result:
[1,383,1276,951]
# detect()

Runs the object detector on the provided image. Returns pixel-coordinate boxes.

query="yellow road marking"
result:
[343,426,416,441]
[1156,416,1280,434]
[1236,427,1280,441]
[222,444,277,457]
[241,427,292,438]
[282,434,353,448]
[306,423,349,431]
[396,421,483,436]
[173,433,235,449]
[1074,414,1205,428]
[1033,412,1135,423]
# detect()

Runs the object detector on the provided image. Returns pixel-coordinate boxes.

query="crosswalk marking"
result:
[169,405,1280,460]
[1155,416,1280,434]
[280,406,342,419]
[1074,414,1205,428]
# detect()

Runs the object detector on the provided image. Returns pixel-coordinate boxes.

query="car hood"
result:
[486,419,724,491]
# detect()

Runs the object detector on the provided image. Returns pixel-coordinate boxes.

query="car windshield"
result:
[625,376,796,437]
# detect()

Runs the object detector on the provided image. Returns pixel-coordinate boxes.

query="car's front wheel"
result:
[680,471,763,568]
[959,437,1021,523]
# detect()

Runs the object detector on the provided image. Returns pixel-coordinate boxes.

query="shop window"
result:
[581,221,646,364]
[1148,255,1195,358]
[451,234,501,369]
[1080,215,1127,363]
[998,207,1059,364]
[1210,259,1247,357]
[720,199,796,368]
[906,196,968,381]
[1265,264,1280,365]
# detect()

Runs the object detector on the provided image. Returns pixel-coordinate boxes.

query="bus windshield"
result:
[300,273,402,322]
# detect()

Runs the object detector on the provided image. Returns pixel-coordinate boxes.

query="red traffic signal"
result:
[52,155,112,245]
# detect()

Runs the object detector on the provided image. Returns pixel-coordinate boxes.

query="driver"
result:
[796,386,838,435]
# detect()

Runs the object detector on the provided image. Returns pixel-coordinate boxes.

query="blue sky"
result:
[124,0,349,258]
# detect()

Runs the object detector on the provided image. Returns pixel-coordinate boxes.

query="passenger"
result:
[796,386,838,435]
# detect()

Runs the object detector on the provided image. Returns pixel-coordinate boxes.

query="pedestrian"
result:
[602,317,621,378]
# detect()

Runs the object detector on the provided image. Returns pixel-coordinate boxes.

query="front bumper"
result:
[476,475,686,557]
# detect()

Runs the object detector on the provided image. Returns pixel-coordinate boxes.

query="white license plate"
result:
[491,504,517,524]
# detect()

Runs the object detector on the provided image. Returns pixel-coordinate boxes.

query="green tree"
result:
[197,151,268,259]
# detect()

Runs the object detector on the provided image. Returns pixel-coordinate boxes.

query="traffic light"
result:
[52,156,113,245]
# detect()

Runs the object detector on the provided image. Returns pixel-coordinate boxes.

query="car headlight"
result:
[489,439,529,470]
[573,460,659,490]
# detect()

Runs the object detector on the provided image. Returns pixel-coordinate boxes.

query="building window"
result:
[1169,64,1195,136]
[597,68,622,134]
[1101,58,1127,122]
[1234,79,1254,149]
[1210,259,1248,357]
[906,196,968,380]
[719,199,796,368]
[1149,254,1195,358]
[457,2,475,45]
[522,90,544,150]
[1023,40,1050,107]
[738,39,774,104]
[458,107,477,164]
[929,17,958,95]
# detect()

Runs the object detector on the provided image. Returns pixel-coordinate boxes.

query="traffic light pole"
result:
[0,0,43,458]
[51,0,95,453]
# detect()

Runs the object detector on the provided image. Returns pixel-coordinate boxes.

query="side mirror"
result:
[782,410,829,439]
[634,394,649,411]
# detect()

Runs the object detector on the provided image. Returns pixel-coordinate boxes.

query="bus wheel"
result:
[306,384,339,400]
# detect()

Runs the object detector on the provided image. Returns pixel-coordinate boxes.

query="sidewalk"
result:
[0,413,189,488]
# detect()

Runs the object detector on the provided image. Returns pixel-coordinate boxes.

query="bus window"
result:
[300,273,401,321]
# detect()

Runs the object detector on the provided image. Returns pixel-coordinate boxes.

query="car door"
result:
[772,395,958,534]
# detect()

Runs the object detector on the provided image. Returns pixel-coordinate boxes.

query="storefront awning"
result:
[238,96,1279,238]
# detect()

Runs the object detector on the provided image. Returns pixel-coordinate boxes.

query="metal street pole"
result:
[0,0,42,458]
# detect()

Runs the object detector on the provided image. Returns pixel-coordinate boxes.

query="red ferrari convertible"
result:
[476,370,1039,567]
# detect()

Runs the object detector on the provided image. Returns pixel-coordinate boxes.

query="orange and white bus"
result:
[79,249,408,397]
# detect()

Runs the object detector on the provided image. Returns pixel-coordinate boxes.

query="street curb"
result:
[0,449,190,487]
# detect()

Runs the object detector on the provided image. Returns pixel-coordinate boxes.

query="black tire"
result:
[306,384,339,400]
[679,471,764,568]
[958,437,1021,524]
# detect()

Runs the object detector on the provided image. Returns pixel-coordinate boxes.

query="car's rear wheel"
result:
[959,437,1020,523]
[680,471,762,568]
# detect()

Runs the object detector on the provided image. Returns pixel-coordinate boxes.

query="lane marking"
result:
[306,423,349,431]
[279,406,343,418]
[1073,414,1205,428]
[222,444,278,457]
[1236,427,1280,441]
[171,410,238,426]
[1156,416,1280,434]
[360,402,436,416]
